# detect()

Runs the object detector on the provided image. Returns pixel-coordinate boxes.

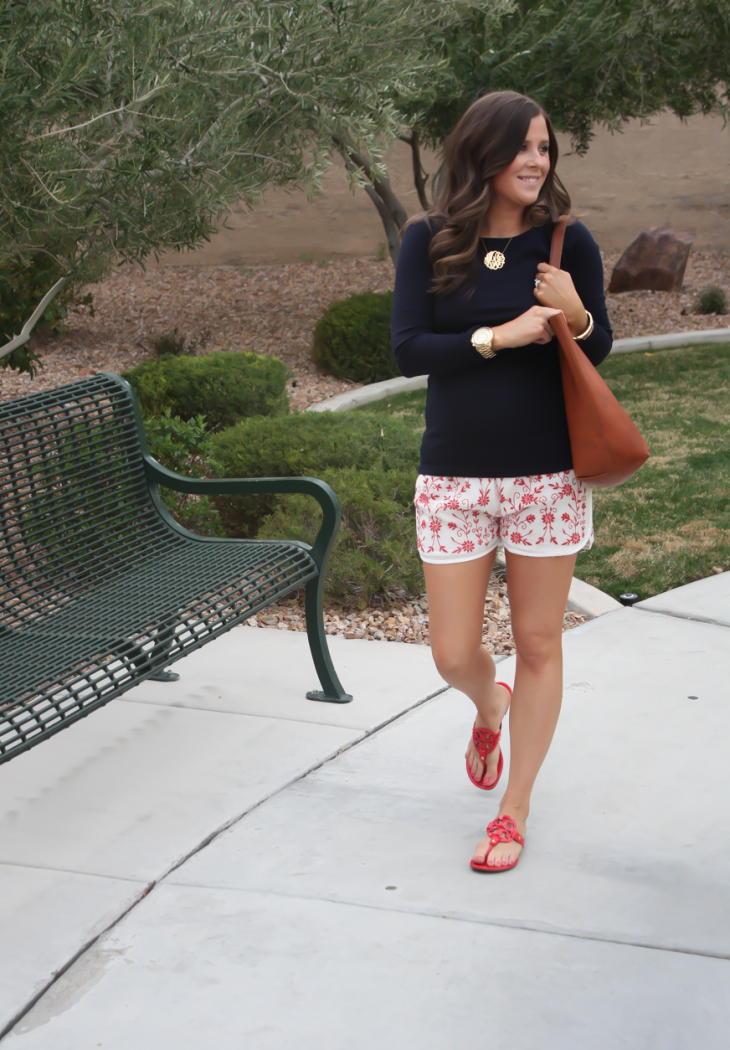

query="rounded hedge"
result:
[123,351,289,431]
[311,290,399,384]
[211,411,422,605]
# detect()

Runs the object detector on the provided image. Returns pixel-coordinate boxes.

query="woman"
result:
[391,90,612,872]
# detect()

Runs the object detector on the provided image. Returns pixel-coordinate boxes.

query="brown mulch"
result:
[1,247,728,407]
[0,257,392,407]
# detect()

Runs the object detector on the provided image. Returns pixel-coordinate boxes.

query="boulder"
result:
[608,227,694,293]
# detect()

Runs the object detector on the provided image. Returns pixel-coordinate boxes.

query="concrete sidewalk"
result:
[1,574,729,1047]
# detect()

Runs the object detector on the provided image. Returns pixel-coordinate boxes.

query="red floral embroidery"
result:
[414,471,592,559]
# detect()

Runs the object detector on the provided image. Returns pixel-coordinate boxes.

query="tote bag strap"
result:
[550,215,569,268]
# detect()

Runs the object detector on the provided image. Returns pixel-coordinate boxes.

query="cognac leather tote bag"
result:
[550,220,649,487]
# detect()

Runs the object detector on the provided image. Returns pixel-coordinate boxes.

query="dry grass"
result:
[577,343,730,597]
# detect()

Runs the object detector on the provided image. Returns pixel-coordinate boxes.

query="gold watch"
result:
[471,326,496,360]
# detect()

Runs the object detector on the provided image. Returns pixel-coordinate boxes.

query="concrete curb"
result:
[610,327,730,354]
[567,577,623,620]
[307,374,428,413]
[306,327,730,413]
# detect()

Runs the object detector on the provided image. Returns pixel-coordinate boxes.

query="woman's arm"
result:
[534,222,613,366]
[391,222,481,378]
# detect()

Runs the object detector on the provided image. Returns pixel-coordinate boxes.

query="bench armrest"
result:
[144,456,341,570]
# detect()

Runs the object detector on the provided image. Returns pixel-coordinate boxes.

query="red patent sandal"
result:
[465,682,512,790]
[470,814,525,873]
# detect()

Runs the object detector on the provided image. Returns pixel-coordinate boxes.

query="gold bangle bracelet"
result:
[575,310,594,341]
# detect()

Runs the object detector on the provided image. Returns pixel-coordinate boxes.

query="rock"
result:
[608,227,694,293]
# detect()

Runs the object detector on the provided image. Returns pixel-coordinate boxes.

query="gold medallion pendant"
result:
[484,250,506,270]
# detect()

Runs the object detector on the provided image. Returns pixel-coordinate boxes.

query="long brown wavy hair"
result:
[416,91,571,297]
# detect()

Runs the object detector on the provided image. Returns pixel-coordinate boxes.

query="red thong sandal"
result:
[465,682,512,790]
[470,815,525,873]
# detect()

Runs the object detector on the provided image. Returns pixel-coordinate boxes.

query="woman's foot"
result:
[471,806,527,870]
[465,681,512,787]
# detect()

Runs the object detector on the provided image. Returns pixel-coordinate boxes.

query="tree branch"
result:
[400,129,430,210]
[332,135,408,230]
[336,140,402,264]
[86,85,169,168]
[0,275,69,361]
[30,85,168,144]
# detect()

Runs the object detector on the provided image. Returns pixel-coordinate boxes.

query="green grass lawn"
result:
[355,343,730,600]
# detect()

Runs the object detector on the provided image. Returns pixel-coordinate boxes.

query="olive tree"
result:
[346,0,730,260]
[0,0,451,374]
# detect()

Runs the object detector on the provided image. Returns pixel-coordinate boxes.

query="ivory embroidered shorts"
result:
[414,471,593,563]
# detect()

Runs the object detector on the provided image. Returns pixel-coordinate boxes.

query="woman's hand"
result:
[491,305,564,350]
[534,263,588,337]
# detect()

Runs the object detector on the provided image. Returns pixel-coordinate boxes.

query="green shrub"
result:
[311,291,398,384]
[211,410,419,531]
[696,285,728,315]
[123,351,289,430]
[259,466,422,606]
[210,411,422,604]
[144,409,224,537]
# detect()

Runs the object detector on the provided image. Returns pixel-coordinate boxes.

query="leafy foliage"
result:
[696,286,728,315]
[259,466,423,606]
[210,411,422,603]
[312,291,398,383]
[400,1,730,156]
[1,0,454,371]
[345,1,730,257]
[144,409,223,537]
[123,351,290,431]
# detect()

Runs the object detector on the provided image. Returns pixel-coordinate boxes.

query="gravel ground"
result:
[244,578,587,655]
[604,248,730,341]
[3,245,724,648]
[1,247,728,407]
[0,257,393,408]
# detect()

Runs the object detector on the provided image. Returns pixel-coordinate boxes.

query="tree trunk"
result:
[334,137,410,266]
[337,131,442,266]
[398,130,430,210]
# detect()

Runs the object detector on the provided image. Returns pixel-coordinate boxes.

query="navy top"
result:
[391,219,613,478]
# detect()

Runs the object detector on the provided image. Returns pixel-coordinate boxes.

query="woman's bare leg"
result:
[424,552,511,787]
[472,551,576,869]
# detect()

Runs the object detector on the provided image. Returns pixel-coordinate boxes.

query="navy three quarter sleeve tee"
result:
[391,219,613,479]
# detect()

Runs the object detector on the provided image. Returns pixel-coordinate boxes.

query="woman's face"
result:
[490,114,550,207]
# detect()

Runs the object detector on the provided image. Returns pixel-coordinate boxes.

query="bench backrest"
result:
[0,373,176,634]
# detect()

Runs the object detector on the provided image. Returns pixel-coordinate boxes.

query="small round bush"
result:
[210,411,422,604]
[123,351,289,431]
[312,291,398,384]
[696,285,728,315]
[150,328,189,356]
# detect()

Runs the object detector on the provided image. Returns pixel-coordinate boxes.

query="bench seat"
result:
[0,373,350,764]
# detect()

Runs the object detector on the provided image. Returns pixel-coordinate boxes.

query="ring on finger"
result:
[534,277,541,288]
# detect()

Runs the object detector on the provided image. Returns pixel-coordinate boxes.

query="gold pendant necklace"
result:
[483,236,514,270]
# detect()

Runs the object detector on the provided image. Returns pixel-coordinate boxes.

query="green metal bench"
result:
[0,372,352,765]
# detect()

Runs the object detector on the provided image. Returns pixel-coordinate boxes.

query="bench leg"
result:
[304,575,353,704]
